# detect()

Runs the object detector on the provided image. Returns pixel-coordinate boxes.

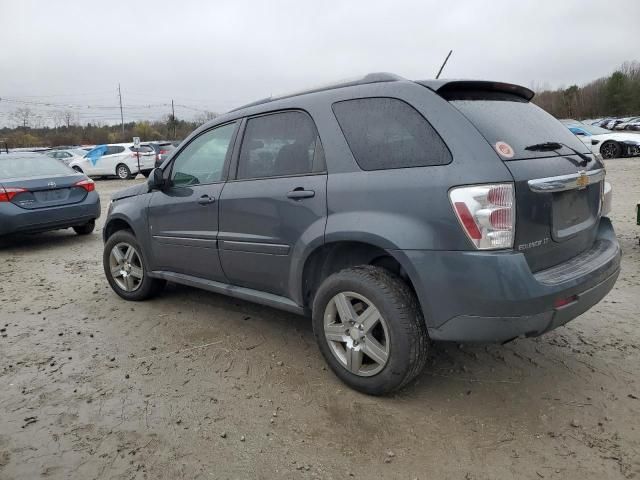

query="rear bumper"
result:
[0,192,100,236]
[395,218,621,342]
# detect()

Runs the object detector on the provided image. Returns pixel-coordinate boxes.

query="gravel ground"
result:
[0,159,639,480]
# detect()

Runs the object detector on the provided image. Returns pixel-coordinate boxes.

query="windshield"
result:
[0,154,74,179]
[450,96,591,160]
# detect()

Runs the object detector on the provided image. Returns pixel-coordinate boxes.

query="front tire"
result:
[73,219,95,235]
[103,230,165,301]
[116,164,132,180]
[312,266,428,395]
[600,141,621,159]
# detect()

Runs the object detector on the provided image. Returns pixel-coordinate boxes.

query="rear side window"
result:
[448,94,590,160]
[332,97,451,170]
[106,146,125,155]
[130,146,154,153]
[237,111,323,180]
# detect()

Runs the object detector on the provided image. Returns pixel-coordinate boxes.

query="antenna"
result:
[436,50,453,79]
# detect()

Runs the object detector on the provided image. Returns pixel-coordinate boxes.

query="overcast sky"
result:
[1,0,638,127]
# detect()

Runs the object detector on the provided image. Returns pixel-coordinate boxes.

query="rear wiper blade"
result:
[524,142,563,151]
[524,141,592,166]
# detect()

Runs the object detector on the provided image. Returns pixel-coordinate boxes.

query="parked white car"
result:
[615,116,640,130]
[44,148,87,166]
[68,143,156,179]
[567,124,640,159]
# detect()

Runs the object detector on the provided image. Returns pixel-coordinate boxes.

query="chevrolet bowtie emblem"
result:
[576,170,588,189]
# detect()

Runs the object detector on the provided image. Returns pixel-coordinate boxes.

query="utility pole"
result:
[118,83,124,137]
[436,50,453,79]
[171,99,176,139]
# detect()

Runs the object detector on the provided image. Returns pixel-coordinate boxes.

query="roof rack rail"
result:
[229,72,405,112]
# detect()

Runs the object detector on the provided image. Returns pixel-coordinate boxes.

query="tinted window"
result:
[0,155,73,179]
[332,97,451,170]
[130,146,154,153]
[237,111,321,179]
[449,95,590,160]
[171,122,236,186]
[106,145,125,155]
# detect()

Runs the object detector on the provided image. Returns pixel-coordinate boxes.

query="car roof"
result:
[227,73,534,116]
[228,72,405,113]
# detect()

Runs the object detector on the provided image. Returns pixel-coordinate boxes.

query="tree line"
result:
[532,61,640,120]
[1,111,217,148]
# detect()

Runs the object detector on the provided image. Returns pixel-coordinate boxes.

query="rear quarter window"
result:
[332,97,451,170]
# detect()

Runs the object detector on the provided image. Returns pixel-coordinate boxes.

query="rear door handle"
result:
[287,189,315,200]
[197,195,215,205]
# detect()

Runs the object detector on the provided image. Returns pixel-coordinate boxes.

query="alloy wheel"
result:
[109,242,144,292]
[323,291,390,377]
[117,166,129,179]
[601,142,617,159]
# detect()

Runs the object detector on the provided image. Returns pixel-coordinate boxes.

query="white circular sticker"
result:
[495,141,514,159]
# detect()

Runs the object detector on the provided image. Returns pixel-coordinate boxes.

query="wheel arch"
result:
[298,240,428,320]
[103,215,135,243]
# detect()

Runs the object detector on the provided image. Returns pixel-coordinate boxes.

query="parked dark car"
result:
[0,152,100,236]
[102,73,620,395]
[144,142,177,168]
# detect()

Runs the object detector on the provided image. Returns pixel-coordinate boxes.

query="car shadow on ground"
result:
[151,281,588,401]
[0,229,94,251]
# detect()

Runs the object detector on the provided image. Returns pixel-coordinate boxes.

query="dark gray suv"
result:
[102,74,621,395]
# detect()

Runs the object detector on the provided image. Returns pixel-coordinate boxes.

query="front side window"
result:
[237,111,321,180]
[171,122,237,186]
[332,97,451,170]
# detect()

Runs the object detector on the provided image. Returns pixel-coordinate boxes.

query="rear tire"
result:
[103,229,165,301]
[73,219,95,235]
[116,164,132,180]
[600,141,621,159]
[312,265,429,395]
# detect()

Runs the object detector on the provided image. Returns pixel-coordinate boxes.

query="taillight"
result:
[74,179,95,192]
[449,183,515,250]
[0,187,27,202]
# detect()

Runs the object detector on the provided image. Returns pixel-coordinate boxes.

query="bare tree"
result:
[62,110,76,128]
[195,110,218,125]
[11,107,34,128]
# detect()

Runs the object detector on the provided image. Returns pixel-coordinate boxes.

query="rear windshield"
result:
[0,154,74,180]
[449,93,591,160]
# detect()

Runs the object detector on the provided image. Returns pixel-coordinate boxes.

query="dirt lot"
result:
[0,159,639,480]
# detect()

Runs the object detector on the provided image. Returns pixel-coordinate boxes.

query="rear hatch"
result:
[0,154,89,210]
[3,174,89,209]
[432,82,604,272]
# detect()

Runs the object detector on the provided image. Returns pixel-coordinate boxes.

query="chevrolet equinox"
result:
[102,73,620,395]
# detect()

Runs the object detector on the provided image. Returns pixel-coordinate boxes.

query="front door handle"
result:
[197,195,215,205]
[287,189,315,200]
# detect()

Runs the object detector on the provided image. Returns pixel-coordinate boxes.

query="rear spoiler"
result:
[417,80,535,102]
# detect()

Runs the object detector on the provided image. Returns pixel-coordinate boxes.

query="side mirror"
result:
[147,168,165,191]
